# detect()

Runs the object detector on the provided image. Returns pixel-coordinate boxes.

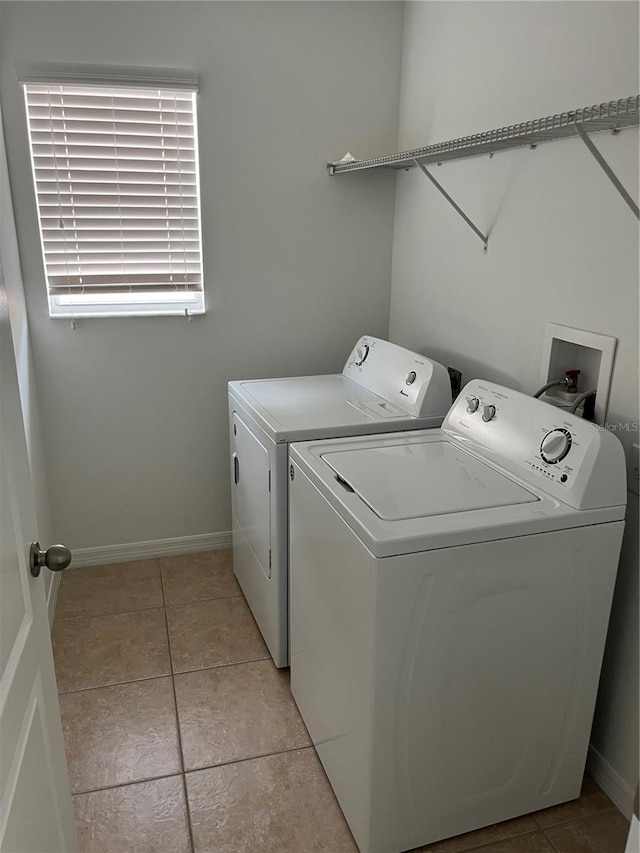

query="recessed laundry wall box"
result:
[540,323,617,424]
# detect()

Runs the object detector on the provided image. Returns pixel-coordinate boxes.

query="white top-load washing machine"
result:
[289,379,627,853]
[228,336,452,667]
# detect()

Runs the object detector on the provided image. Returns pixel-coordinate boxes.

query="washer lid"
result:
[322,439,538,520]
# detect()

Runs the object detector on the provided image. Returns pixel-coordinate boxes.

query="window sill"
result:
[49,309,206,320]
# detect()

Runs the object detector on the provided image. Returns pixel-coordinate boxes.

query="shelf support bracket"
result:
[574,125,639,220]
[413,160,488,252]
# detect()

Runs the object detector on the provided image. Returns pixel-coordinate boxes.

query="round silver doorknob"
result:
[30,542,72,577]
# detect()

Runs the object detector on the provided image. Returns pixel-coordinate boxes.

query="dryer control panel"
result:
[342,336,452,419]
[444,380,626,510]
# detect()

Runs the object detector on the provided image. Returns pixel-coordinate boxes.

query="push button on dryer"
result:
[405,371,417,385]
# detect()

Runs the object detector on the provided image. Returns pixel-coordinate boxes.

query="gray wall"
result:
[0,1,403,549]
[389,0,638,812]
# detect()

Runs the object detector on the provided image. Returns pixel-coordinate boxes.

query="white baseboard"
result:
[587,743,636,818]
[70,531,233,568]
[47,572,62,626]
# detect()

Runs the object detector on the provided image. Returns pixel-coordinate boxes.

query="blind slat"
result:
[48,272,202,287]
[48,283,202,295]
[28,121,195,137]
[37,180,197,193]
[39,189,197,200]
[41,230,201,241]
[41,219,200,232]
[31,142,196,156]
[25,88,195,101]
[25,81,203,302]
[39,202,199,215]
[26,101,195,116]
[35,164,197,177]
[31,134,195,146]
[47,262,202,275]
[44,241,200,251]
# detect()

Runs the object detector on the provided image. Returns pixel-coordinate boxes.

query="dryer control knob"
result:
[540,429,572,464]
[482,405,496,422]
[466,397,480,413]
[354,344,370,367]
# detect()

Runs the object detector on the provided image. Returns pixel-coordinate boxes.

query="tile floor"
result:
[52,550,630,853]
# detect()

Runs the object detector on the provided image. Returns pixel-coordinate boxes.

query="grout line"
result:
[159,563,166,602]
[57,673,173,697]
[57,670,173,696]
[53,603,166,628]
[184,744,316,777]
[163,592,245,613]
[54,591,244,625]
[160,570,196,853]
[542,830,563,853]
[532,805,619,832]
[172,654,274,678]
[72,771,184,798]
[445,830,555,853]
[54,602,164,624]
[173,657,280,681]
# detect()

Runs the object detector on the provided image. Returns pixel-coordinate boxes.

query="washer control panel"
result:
[342,336,451,419]
[444,379,626,510]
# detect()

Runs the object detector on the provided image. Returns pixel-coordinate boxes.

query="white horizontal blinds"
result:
[24,83,203,296]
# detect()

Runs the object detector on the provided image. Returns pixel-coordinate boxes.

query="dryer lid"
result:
[322,439,538,520]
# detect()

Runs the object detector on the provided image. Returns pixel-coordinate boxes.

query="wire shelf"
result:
[328,96,639,175]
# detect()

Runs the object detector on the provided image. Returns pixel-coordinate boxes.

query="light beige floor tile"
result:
[544,809,629,853]
[60,677,181,793]
[166,597,269,673]
[52,609,170,693]
[415,814,539,852]
[532,774,615,828]
[186,747,358,852]
[73,775,191,853]
[175,659,310,770]
[160,550,240,606]
[55,559,162,621]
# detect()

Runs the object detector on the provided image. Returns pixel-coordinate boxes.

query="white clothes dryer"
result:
[289,379,627,853]
[228,336,452,667]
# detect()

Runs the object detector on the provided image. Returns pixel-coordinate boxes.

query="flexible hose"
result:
[533,377,571,399]
[569,390,596,414]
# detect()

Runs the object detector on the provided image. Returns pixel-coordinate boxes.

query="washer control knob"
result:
[482,405,497,422]
[466,397,480,413]
[405,371,417,386]
[354,344,370,367]
[540,429,572,464]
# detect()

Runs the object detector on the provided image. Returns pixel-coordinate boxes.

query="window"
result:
[23,79,204,318]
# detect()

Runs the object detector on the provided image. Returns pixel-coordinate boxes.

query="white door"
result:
[0,257,77,850]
